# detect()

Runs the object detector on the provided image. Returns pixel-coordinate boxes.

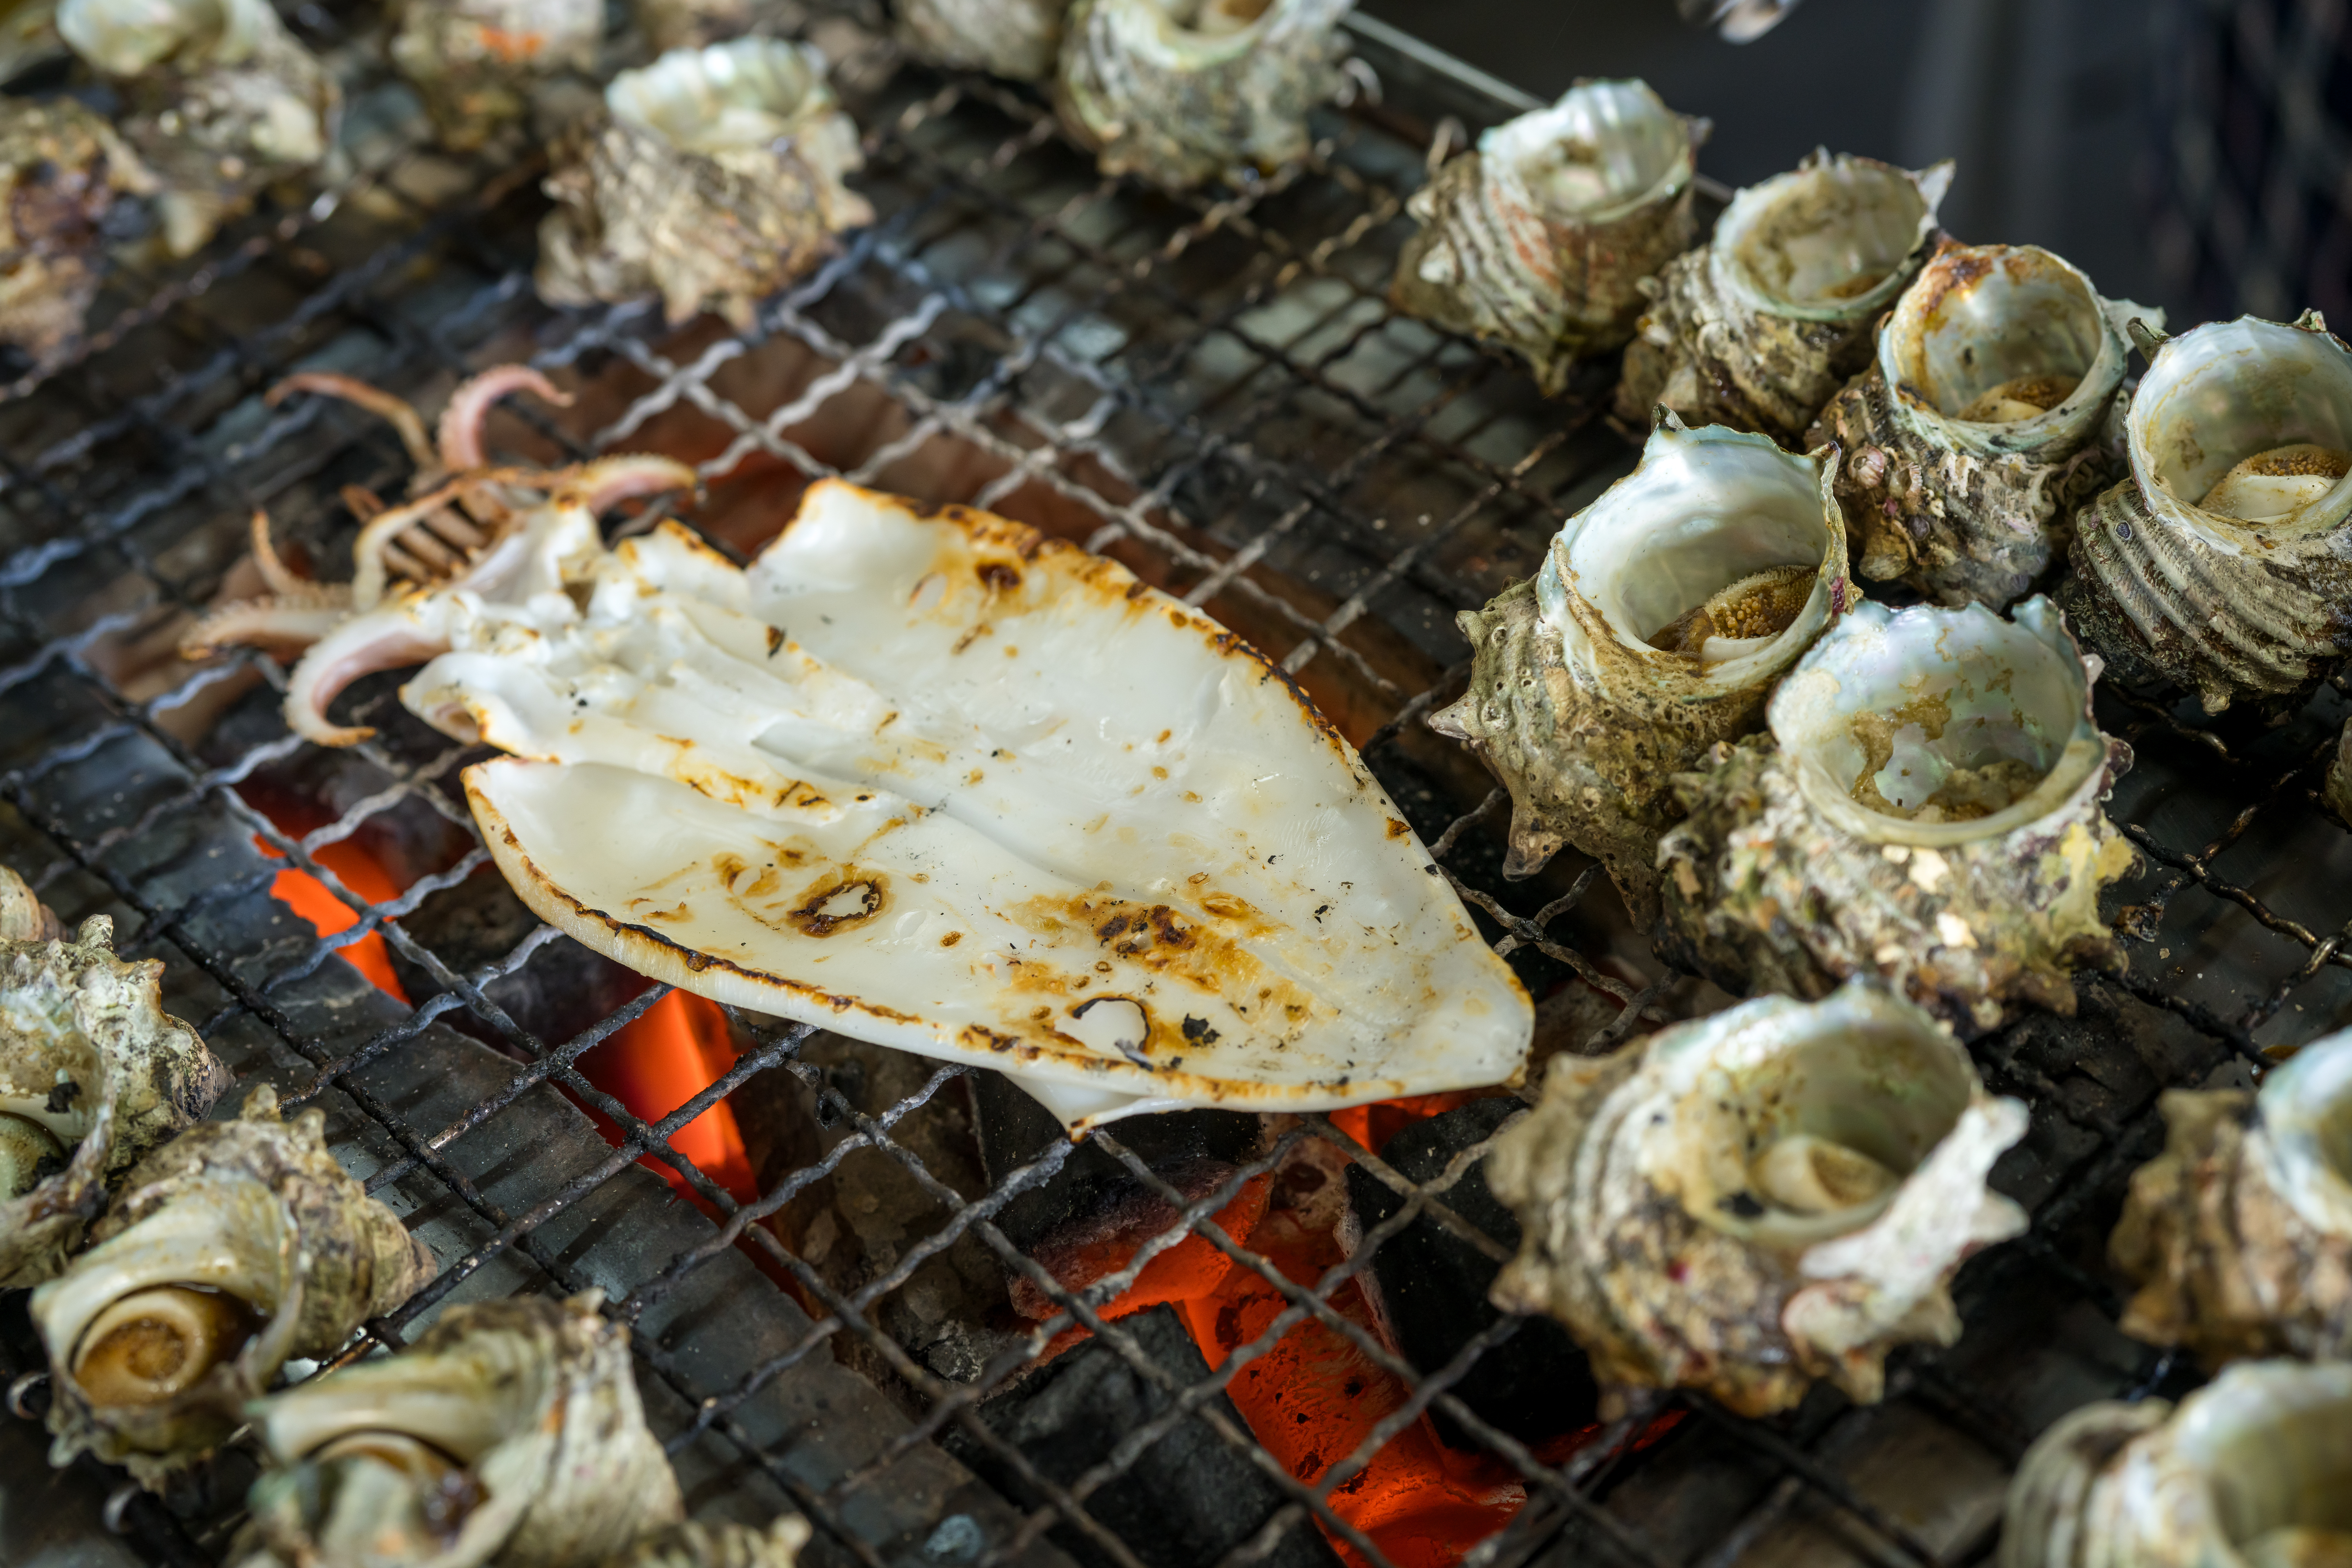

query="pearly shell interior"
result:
[1882,245,2106,425]
[2131,315,2352,535]
[1720,156,1937,312]
[1481,78,1691,224]
[2172,1364,2352,1557]
[2254,1030,2352,1238]
[607,37,831,155]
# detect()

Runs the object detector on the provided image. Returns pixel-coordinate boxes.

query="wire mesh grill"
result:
[0,7,2342,1566]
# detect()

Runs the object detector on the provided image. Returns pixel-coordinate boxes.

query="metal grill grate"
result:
[0,8,2341,1566]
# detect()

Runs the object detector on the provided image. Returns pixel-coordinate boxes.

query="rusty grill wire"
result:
[0,5,2344,1566]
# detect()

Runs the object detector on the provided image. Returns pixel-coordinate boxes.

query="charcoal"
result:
[1346,1098,1598,1451]
[945,1304,1341,1568]
[388,866,648,1059]
[970,1071,1264,1316]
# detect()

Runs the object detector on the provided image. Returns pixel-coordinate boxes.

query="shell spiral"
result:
[2059,312,2352,714]
[1486,983,2028,1418]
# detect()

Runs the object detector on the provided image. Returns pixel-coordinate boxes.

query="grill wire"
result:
[0,4,2338,1565]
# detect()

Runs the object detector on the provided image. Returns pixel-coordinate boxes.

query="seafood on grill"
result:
[0,862,231,1288]
[1486,982,2028,1418]
[235,477,1531,1132]
[606,1519,813,1568]
[896,0,1064,80]
[536,38,873,328]
[2000,1359,2352,1568]
[1393,79,1707,393]
[1614,149,1954,447]
[1055,0,1353,190]
[390,0,602,150]
[1657,596,2138,1035]
[57,0,338,257]
[180,364,695,669]
[0,96,155,361]
[31,1083,437,1482]
[234,1292,694,1568]
[2060,311,2352,714]
[1807,243,2154,608]
[1427,415,1849,928]
[2108,1029,2352,1368]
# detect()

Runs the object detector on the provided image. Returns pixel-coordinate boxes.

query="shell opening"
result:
[1721,158,1931,311]
[2252,1032,2352,1237]
[1481,79,1691,223]
[72,1284,262,1406]
[1882,245,2105,424]
[2130,316,2352,531]
[1172,0,1272,34]
[2174,1366,2352,1562]
[1772,600,2091,835]
[0,1111,64,1199]
[608,38,828,155]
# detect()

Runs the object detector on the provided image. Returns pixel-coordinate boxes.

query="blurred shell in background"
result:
[390,0,603,151]
[895,0,1063,81]
[0,96,153,361]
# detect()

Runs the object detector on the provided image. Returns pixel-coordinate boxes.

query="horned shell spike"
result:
[1393,79,1708,394]
[30,1083,437,1482]
[56,0,338,258]
[0,864,232,1289]
[390,0,602,151]
[2106,1029,2352,1367]
[1614,149,1955,447]
[231,1293,684,1568]
[536,38,874,328]
[1053,0,1353,190]
[2000,1360,2352,1568]
[1657,594,2140,1035]
[1427,415,1849,928]
[1486,981,2028,1418]
[896,0,1064,81]
[1807,243,2156,608]
[2059,310,2352,714]
[0,98,155,361]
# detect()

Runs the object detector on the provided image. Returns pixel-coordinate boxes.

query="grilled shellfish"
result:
[31,1083,437,1482]
[0,862,230,1287]
[390,0,602,150]
[896,0,1064,80]
[1392,79,1706,393]
[1428,414,1849,928]
[2001,1360,2352,1568]
[2108,1029,2352,1368]
[0,96,154,361]
[1486,982,2028,1418]
[1614,149,1954,447]
[1808,243,2153,608]
[536,38,873,328]
[2060,311,2352,714]
[1657,595,2138,1034]
[234,1292,687,1568]
[1054,0,1352,190]
[56,0,338,257]
[234,478,1530,1131]
[607,1519,813,1568]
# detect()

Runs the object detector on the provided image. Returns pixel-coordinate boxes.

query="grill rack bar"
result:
[0,11,2337,1568]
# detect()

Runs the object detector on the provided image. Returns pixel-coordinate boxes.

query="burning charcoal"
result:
[946,1304,1341,1568]
[390,867,648,1060]
[970,1070,1266,1317]
[1346,1099,1599,1451]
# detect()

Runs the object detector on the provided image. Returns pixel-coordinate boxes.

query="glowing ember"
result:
[255,836,409,1004]
[578,990,756,1203]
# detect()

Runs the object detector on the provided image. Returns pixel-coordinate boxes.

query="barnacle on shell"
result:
[1427,414,1848,928]
[0,96,154,361]
[1393,79,1706,393]
[0,861,231,1288]
[2060,310,2352,715]
[233,1292,689,1568]
[2107,1031,2352,1369]
[1054,0,1352,191]
[390,0,602,151]
[1486,982,2027,1418]
[896,0,1064,80]
[536,38,874,327]
[57,0,338,257]
[31,1082,437,1483]
[1656,595,2139,1035]
[2001,1360,2352,1568]
[1807,242,2154,609]
[1613,148,1953,447]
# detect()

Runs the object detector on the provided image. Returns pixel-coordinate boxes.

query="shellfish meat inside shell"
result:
[1486,982,2027,1417]
[2062,312,2352,712]
[1429,416,1847,926]
[1658,596,2138,1032]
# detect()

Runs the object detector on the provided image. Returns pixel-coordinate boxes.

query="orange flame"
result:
[578,990,756,1203]
[257,837,410,1004]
